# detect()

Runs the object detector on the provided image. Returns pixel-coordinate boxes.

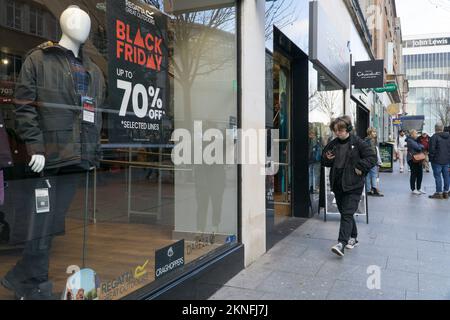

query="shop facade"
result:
[0,0,271,300]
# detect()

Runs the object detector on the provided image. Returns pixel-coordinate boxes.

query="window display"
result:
[0,0,238,300]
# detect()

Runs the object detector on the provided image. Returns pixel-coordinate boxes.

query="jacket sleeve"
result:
[408,139,424,153]
[428,136,436,162]
[13,53,45,157]
[355,138,377,174]
[321,141,334,168]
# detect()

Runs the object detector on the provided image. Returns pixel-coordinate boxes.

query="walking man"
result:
[428,123,450,199]
[322,116,377,257]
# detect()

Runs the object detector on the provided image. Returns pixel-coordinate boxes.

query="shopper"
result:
[407,130,426,195]
[396,130,408,173]
[428,123,450,200]
[418,132,430,173]
[322,116,377,257]
[364,128,384,197]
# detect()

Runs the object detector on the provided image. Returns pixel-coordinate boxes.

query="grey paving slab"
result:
[418,274,450,298]
[326,280,406,300]
[224,267,274,290]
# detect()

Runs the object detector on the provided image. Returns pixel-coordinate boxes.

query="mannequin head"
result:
[59,5,91,56]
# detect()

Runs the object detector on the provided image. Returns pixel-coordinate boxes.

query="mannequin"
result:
[5,5,105,300]
[29,5,92,174]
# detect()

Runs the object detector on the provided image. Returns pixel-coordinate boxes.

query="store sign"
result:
[404,37,450,48]
[352,60,384,89]
[379,143,394,173]
[309,0,350,88]
[107,0,169,144]
[155,240,185,279]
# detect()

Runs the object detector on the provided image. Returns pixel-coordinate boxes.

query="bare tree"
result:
[171,8,236,128]
[310,90,342,121]
[431,87,450,127]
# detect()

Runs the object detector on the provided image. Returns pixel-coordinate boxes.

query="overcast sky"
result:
[396,0,450,36]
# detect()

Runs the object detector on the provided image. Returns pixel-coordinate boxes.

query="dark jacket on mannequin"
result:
[14,41,106,169]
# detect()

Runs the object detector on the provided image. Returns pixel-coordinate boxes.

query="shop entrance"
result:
[272,50,292,223]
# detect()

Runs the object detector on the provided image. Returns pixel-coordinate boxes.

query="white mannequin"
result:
[29,5,91,173]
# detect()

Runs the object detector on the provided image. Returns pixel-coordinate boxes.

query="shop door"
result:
[272,51,292,223]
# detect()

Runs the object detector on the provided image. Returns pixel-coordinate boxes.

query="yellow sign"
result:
[387,104,400,116]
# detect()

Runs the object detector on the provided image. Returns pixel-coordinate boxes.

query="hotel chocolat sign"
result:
[352,60,384,89]
[107,0,169,144]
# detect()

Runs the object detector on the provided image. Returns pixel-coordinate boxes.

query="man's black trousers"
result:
[334,192,361,246]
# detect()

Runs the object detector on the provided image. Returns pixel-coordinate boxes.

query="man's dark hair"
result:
[329,116,352,132]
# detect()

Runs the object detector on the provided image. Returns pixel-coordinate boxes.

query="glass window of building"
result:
[308,63,344,202]
[0,0,238,300]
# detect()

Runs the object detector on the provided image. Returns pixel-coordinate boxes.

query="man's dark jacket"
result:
[429,132,450,165]
[14,41,106,169]
[322,134,377,193]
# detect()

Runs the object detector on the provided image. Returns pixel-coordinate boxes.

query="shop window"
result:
[0,0,238,300]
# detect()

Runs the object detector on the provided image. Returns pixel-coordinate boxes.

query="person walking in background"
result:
[364,128,384,197]
[322,116,377,257]
[396,130,408,173]
[407,130,426,195]
[428,123,450,200]
[418,132,430,173]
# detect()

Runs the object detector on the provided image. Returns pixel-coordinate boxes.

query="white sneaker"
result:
[412,190,421,195]
[419,190,427,194]
[346,238,359,249]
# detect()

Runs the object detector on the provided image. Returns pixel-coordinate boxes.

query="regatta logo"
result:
[125,0,155,24]
[116,19,164,71]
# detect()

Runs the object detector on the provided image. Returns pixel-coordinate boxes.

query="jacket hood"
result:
[436,132,450,140]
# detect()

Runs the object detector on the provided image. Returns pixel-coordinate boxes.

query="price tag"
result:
[35,188,50,214]
[82,96,96,124]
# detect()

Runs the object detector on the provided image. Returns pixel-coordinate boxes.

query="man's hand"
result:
[325,151,335,160]
[355,168,363,176]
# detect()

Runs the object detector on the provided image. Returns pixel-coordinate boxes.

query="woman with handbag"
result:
[407,130,426,195]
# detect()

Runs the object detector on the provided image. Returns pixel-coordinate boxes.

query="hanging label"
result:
[82,96,96,124]
[35,188,50,214]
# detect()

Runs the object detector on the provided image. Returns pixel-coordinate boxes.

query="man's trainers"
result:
[419,189,427,194]
[346,238,359,249]
[412,190,421,195]
[331,243,345,257]
[429,193,444,199]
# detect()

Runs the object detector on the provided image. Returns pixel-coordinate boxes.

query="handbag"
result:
[412,152,426,163]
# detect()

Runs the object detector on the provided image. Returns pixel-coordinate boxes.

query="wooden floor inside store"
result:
[0,219,221,300]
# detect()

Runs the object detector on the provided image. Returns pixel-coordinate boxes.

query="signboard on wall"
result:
[352,60,384,89]
[309,0,350,88]
[107,0,169,144]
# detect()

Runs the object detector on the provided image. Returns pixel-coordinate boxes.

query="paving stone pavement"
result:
[210,165,450,300]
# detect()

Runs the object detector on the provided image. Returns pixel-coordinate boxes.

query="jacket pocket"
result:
[41,116,76,163]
